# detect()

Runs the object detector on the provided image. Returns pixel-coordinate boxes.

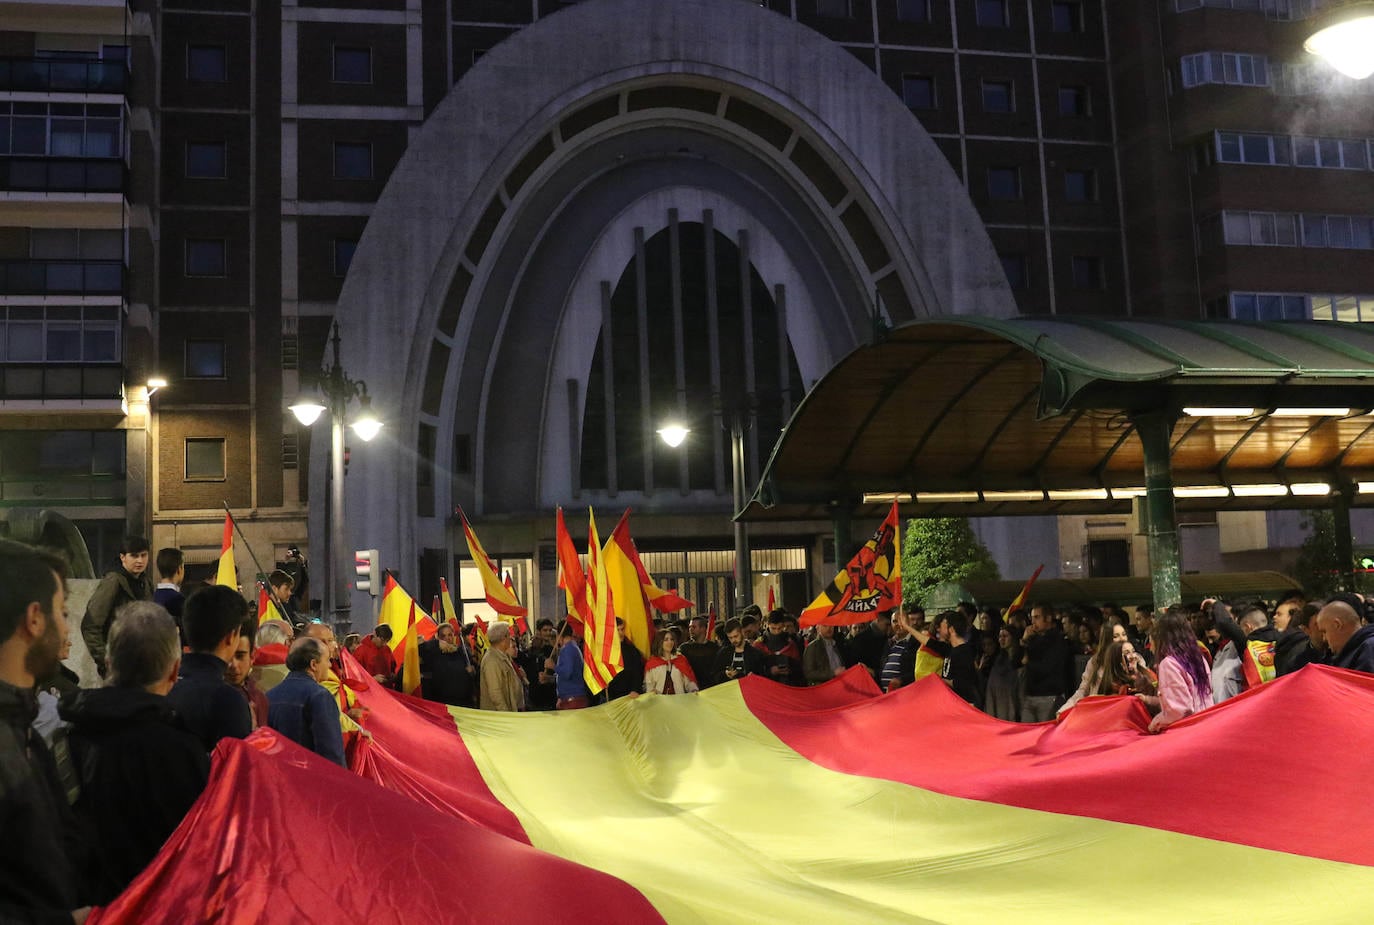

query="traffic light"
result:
[355,549,380,595]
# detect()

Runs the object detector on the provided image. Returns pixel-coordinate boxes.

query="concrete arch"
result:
[330,0,1017,604]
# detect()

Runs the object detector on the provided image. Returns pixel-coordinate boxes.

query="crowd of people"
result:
[6,534,1374,921]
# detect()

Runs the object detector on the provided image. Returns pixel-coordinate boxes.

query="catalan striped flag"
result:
[582,509,621,694]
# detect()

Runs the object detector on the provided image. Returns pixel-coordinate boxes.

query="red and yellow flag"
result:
[602,509,693,659]
[379,574,436,664]
[555,507,591,634]
[401,600,422,696]
[503,571,529,636]
[800,501,902,627]
[256,582,287,627]
[458,508,527,619]
[766,585,776,613]
[582,510,621,694]
[1003,564,1044,621]
[214,513,236,589]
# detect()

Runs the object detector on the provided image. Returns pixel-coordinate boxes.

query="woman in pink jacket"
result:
[1143,608,1212,732]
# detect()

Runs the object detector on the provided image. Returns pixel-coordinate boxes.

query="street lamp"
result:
[1305,2,1374,79]
[658,411,751,613]
[289,321,382,632]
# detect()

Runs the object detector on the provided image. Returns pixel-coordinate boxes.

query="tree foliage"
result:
[901,517,1000,606]
[1295,509,1368,596]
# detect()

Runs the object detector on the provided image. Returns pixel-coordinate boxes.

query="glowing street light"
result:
[1305,2,1374,80]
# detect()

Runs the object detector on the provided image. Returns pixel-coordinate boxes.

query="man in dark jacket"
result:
[81,535,155,675]
[1275,602,1318,676]
[166,584,252,752]
[151,547,186,624]
[848,611,893,682]
[755,609,805,686]
[520,619,557,710]
[63,601,209,905]
[679,616,721,689]
[419,622,475,706]
[1021,605,1075,721]
[605,619,646,701]
[0,547,89,923]
[1317,596,1374,673]
[267,637,346,766]
[711,619,768,684]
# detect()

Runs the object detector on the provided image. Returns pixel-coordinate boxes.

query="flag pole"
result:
[222,501,276,591]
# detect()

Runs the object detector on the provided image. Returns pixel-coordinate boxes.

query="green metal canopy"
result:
[746,316,1374,522]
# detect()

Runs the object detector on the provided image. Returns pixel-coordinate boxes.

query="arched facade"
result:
[325,0,1017,617]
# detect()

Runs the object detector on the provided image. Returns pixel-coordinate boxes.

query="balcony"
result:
[0,157,124,194]
[0,259,123,296]
[0,362,123,400]
[0,58,126,94]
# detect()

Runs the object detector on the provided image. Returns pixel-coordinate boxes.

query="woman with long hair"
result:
[1145,607,1211,732]
[1058,619,1128,714]
[1095,640,1157,697]
[983,625,1022,721]
[643,626,699,695]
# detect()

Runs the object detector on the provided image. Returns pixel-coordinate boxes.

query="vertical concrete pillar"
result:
[1132,410,1180,611]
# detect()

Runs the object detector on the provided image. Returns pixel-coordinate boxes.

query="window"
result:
[185,438,226,481]
[897,0,931,22]
[1215,131,1290,166]
[185,339,226,378]
[1293,135,1370,169]
[185,141,226,179]
[1180,52,1269,88]
[976,0,1009,27]
[1000,253,1029,290]
[1216,209,1374,248]
[987,166,1022,200]
[332,46,372,84]
[1071,255,1103,289]
[187,44,227,82]
[815,0,853,15]
[901,74,936,110]
[1051,1,1083,32]
[1064,168,1096,201]
[1301,213,1328,247]
[1058,85,1089,116]
[333,142,373,179]
[185,239,226,277]
[333,238,358,277]
[0,102,123,157]
[0,306,119,363]
[1230,292,1308,321]
[981,80,1014,112]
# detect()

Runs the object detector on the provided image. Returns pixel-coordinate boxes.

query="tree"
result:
[901,517,1000,607]
[1295,509,1368,597]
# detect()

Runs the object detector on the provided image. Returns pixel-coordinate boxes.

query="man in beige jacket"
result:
[479,622,524,711]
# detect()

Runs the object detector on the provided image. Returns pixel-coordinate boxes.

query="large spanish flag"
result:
[89,663,1374,923]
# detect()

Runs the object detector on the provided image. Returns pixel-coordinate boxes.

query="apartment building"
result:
[4,0,1371,599]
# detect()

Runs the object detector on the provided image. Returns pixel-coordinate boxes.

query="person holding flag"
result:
[554,620,591,709]
[479,622,524,712]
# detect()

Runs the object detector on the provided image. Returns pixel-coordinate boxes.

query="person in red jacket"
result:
[353,624,396,683]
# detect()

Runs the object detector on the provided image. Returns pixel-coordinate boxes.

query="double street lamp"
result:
[289,321,382,631]
[657,414,752,614]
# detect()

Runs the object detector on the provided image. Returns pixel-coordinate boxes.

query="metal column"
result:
[1132,410,1181,611]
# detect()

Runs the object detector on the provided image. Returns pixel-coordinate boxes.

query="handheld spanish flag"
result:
[215,513,236,588]
[401,600,422,696]
[503,571,529,637]
[458,508,527,619]
[256,581,287,626]
[555,507,591,634]
[582,510,622,693]
[603,509,693,659]
[704,601,718,643]
[800,501,902,627]
[766,585,776,613]
[1003,564,1044,621]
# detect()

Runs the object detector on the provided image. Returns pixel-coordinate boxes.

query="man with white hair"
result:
[479,622,524,711]
[251,619,292,693]
[62,601,210,904]
[1317,594,1374,673]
